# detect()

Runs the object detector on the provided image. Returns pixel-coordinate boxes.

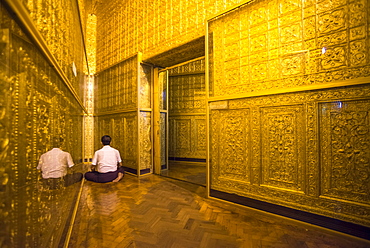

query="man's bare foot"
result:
[112,172,124,182]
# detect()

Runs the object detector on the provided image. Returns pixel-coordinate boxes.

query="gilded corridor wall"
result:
[95,0,245,71]
[208,0,370,227]
[1,0,88,247]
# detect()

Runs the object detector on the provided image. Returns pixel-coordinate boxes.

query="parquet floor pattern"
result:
[68,174,370,248]
[161,161,206,185]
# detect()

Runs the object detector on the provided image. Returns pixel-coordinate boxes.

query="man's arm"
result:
[91,151,98,171]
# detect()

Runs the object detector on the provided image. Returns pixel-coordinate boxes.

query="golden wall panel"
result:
[160,113,167,166]
[140,112,152,170]
[208,0,370,98]
[261,105,305,192]
[95,0,245,71]
[95,55,138,114]
[319,100,370,203]
[168,58,205,76]
[211,109,251,183]
[168,59,206,114]
[1,4,85,247]
[210,84,370,227]
[23,0,88,99]
[168,58,206,160]
[169,74,206,114]
[140,64,152,109]
[159,71,167,110]
[169,116,206,159]
[96,112,138,171]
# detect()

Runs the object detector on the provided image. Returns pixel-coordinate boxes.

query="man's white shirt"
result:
[37,148,74,178]
[92,145,122,173]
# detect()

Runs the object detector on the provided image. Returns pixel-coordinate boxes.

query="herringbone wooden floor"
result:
[161,161,206,185]
[68,174,370,248]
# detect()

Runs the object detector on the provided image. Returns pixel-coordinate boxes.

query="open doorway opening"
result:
[144,37,206,186]
[162,57,206,185]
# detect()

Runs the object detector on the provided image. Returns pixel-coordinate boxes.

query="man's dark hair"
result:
[52,137,63,147]
[101,135,111,145]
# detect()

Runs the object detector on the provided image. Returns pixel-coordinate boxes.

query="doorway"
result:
[159,57,206,185]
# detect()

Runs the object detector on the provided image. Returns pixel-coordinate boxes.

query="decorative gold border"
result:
[208,76,370,102]
[95,109,137,117]
[96,52,143,75]
[159,56,205,72]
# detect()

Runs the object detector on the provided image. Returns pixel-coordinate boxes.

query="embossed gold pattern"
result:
[95,0,244,72]
[24,0,88,99]
[320,100,370,203]
[210,86,370,226]
[208,0,370,98]
[95,55,138,114]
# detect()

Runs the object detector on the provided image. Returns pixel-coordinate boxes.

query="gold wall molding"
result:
[208,76,370,102]
[95,109,138,116]
[160,56,206,73]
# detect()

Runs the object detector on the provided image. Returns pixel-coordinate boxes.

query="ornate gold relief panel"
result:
[0,11,85,247]
[319,100,370,203]
[24,0,88,98]
[123,113,138,170]
[160,113,166,166]
[261,105,305,192]
[169,74,206,114]
[140,112,152,170]
[210,84,370,226]
[210,108,251,183]
[168,58,205,76]
[169,116,206,159]
[169,118,191,157]
[96,0,241,71]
